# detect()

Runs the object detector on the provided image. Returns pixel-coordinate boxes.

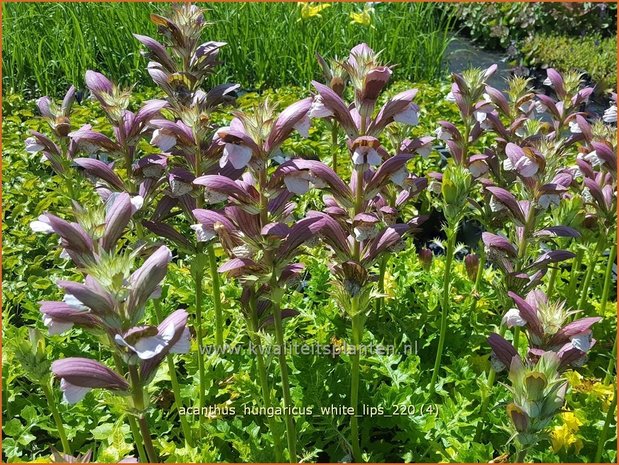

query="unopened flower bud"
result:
[418,248,433,271]
[507,403,529,433]
[464,253,479,281]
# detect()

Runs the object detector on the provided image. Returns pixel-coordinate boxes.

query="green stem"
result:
[128,365,158,463]
[600,244,616,315]
[137,416,158,464]
[271,296,297,462]
[604,337,617,386]
[473,248,486,292]
[429,227,457,396]
[192,259,207,427]
[349,303,363,462]
[595,383,617,462]
[514,446,527,463]
[153,301,193,447]
[42,382,71,455]
[577,238,604,311]
[567,247,585,306]
[249,308,284,462]
[512,326,521,355]
[546,267,558,299]
[112,354,147,463]
[331,122,338,173]
[375,255,388,315]
[468,248,486,325]
[348,154,365,461]
[206,243,224,348]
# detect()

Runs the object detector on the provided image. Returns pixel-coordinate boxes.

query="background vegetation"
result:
[453,2,617,92]
[2,2,454,97]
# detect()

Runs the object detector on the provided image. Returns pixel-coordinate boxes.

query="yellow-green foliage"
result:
[521,34,617,91]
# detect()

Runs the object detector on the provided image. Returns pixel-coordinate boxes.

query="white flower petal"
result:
[568,120,582,134]
[130,196,144,212]
[150,129,176,152]
[294,115,311,138]
[190,224,215,242]
[416,145,431,158]
[44,316,74,336]
[30,219,54,234]
[394,105,419,125]
[502,308,526,328]
[284,175,310,195]
[309,96,333,118]
[603,105,617,124]
[61,379,91,404]
[222,143,252,170]
[25,137,44,153]
[366,148,381,166]
[63,294,88,311]
[169,327,191,354]
[571,332,592,352]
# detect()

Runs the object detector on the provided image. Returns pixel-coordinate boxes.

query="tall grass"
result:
[2,2,455,97]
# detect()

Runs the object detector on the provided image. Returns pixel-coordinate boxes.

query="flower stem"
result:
[348,158,366,462]
[271,297,297,462]
[429,226,457,396]
[567,247,585,306]
[153,300,193,447]
[331,122,338,173]
[546,266,558,299]
[375,255,388,315]
[604,337,617,385]
[349,303,363,462]
[514,446,527,463]
[595,380,617,462]
[599,243,616,315]
[112,354,147,462]
[206,243,225,348]
[512,326,521,354]
[468,247,486,323]
[577,238,604,311]
[192,258,207,428]
[128,364,159,463]
[249,307,284,462]
[42,382,71,455]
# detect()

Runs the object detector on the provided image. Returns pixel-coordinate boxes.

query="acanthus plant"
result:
[191,97,318,462]
[487,337,570,462]
[569,114,617,313]
[31,193,189,463]
[487,291,601,461]
[472,68,615,453]
[475,70,608,358]
[571,100,617,464]
[282,43,428,461]
[133,7,243,424]
[315,51,349,173]
[427,65,498,396]
[67,70,168,209]
[458,70,595,439]
[25,86,82,199]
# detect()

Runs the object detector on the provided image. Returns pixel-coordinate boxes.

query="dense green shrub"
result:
[455,2,616,50]
[2,2,454,97]
[521,34,617,92]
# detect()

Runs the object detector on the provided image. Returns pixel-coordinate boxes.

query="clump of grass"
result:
[2,2,455,97]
